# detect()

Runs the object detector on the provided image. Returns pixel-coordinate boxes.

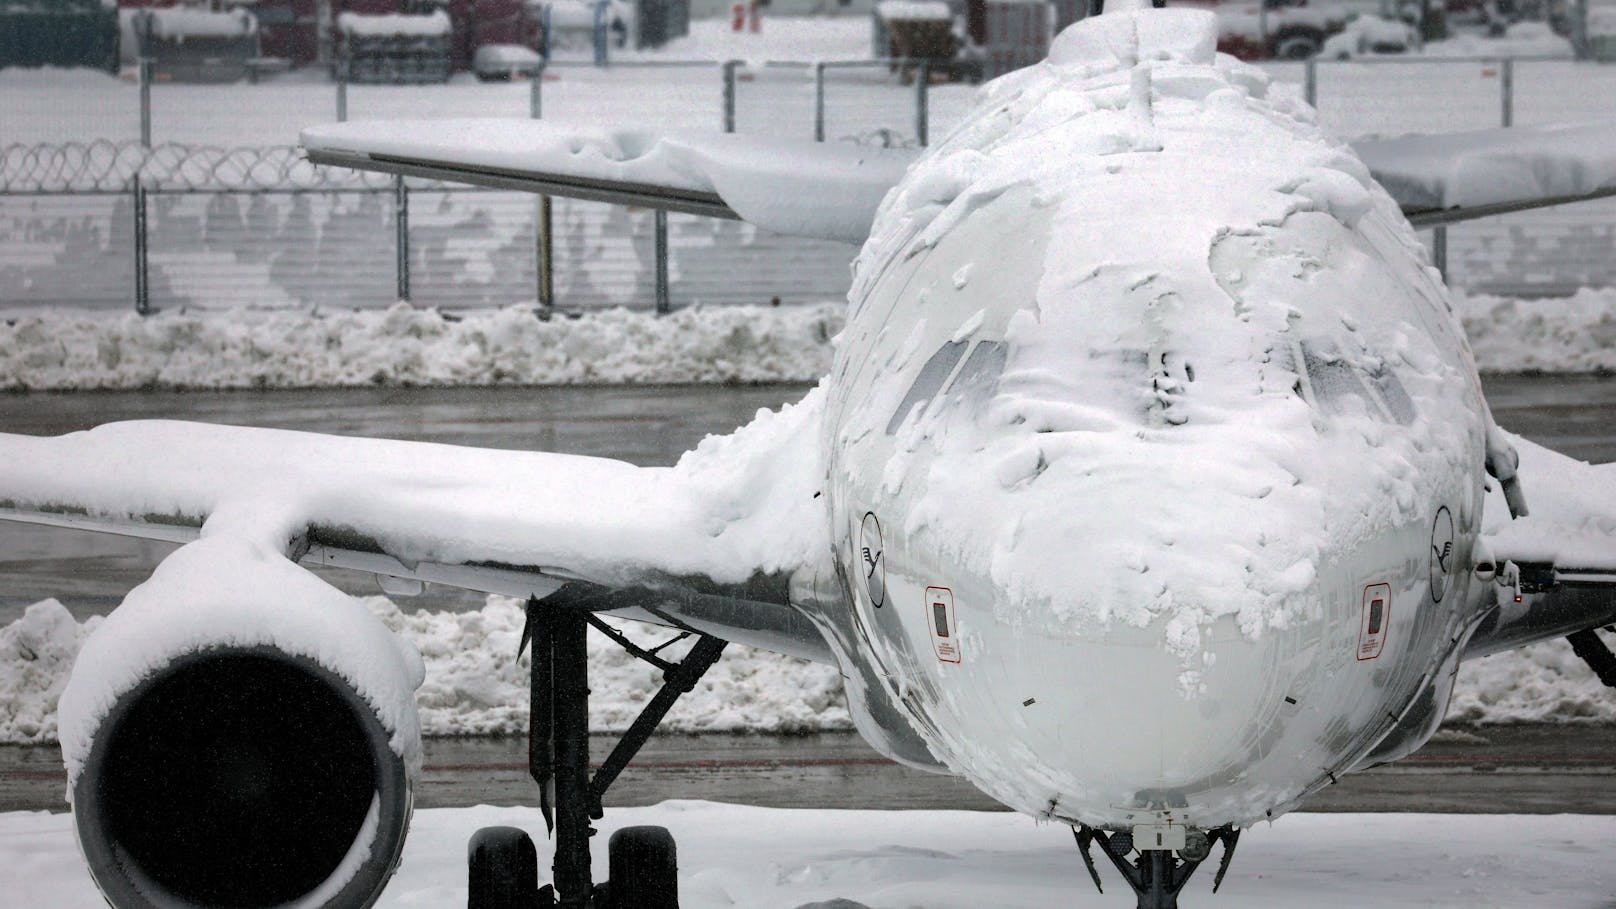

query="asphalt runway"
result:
[1,376,1614,817]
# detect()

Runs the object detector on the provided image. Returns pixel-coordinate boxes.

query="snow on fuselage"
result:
[823,6,1489,829]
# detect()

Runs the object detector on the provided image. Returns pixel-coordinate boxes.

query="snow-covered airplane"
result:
[4,2,1616,907]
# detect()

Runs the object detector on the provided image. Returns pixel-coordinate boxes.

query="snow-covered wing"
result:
[1465,434,1616,658]
[301,119,916,243]
[1351,123,1616,226]
[0,401,835,662]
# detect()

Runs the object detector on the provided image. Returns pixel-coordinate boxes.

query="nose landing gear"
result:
[1073,824,1240,909]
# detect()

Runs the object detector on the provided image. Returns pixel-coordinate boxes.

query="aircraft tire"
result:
[467,826,539,909]
[606,825,679,909]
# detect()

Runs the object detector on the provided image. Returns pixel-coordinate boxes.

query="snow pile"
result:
[1319,15,1417,59]
[0,595,847,745]
[0,290,1609,392]
[1457,288,1616,373]
[0,601,100,745]
[382,596,849,735]
[1450,636,1616,723]
[0,303,844,391]
[1421,21,1575,57]
[337,11,452,38]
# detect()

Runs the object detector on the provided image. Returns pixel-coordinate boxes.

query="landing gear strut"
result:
[1073,824,1240,909]
[467,589,728,909]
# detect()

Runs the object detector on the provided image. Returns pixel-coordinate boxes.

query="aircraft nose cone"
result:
[941,605,1322,828]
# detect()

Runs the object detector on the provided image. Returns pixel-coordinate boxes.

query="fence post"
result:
[1304,58,1317,108]
[395,175,410,301]
[337,53,349,123]
[814,62,826,142]
[723,60,739,133]
[139,58,153,148]
[654,209,670,315]
[531,65,544,119]
[915,61,930,147]
[1432,225,1448,284]
[134,180,150,315]
[537,195,554,311]
[1500,57,1513,127]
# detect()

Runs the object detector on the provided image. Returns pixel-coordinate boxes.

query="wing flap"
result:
[301,119,916,243]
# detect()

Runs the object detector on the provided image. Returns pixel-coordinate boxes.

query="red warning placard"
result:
[925,586,961,664]
[1358,583,1392,661]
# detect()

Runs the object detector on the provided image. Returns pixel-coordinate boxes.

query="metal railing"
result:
[1299,54,1563,127]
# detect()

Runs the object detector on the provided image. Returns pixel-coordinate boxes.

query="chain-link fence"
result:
[0,141,857,314]
[3,54,1615,312]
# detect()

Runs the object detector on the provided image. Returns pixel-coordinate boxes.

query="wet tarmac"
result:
[6,726,1616,815]
[1,377,1614,818]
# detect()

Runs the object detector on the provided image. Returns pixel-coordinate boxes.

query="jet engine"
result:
[56,535,425,909]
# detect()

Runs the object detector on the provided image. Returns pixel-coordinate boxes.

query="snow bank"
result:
[0,303,843,391]
[0,290,1609,393]
[0,595,847,745]
[1319,15,1417,59]
[7,591,1613,747]
[1421,21,1575,57]
[1456,287,1616,373]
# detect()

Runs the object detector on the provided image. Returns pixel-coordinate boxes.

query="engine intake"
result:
[72,645,413,909]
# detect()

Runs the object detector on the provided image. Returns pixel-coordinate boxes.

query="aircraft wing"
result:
[1349,122,1616,226]
[301,119,914,243]
[1464,433,1616,659]
[0,410,835,663]
[302,119,1616,240]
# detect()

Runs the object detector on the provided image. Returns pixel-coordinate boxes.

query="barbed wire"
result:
[0,141,401,193]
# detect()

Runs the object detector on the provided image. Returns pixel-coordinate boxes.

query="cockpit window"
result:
[886,340,968,435]
[1295,342,1416,426]
[943,340,1008,413]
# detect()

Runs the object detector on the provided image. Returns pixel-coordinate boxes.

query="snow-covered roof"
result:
[876,1,952,22]
[136,7,258,39]
[337,10,452,38]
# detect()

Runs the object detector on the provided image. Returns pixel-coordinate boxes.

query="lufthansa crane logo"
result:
[1429,505,1455,603]
[859,511,886,608]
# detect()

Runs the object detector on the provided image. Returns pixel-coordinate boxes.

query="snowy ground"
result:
[2,593,1611,746]
[5,802,1616,907]
[0,287,1611,392]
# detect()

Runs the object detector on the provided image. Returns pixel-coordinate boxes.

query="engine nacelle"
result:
[57,535,425,909]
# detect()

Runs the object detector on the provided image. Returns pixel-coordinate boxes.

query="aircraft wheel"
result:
[468,826,538,909]
[606,825,679,909]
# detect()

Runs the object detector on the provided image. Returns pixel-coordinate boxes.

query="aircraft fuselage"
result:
[817,7,1491,830]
